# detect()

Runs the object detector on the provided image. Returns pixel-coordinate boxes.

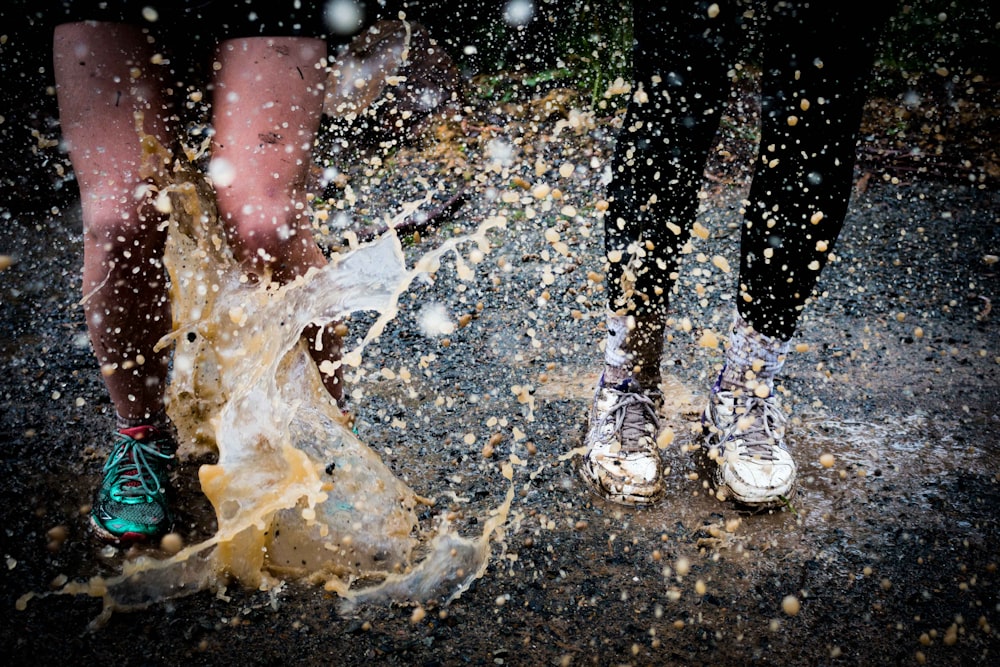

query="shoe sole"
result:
[721,486,797,512]
[578,460,664,507]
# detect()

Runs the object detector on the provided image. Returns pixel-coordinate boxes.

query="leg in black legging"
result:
[738,2,896,339]
[604,1,743,382]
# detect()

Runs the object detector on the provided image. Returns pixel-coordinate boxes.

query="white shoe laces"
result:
[713,390,787,461]
[598,383,660,454]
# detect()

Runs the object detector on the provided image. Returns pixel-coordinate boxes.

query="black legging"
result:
[605,0,896,339]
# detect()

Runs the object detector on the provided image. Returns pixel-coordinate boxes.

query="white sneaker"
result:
[700,383,796,506]
[580,375,664,506]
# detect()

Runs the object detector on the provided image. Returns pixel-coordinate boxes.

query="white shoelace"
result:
[599,385,661,454]
[713,391,787,461]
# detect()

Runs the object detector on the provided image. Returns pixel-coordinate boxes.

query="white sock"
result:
[719,312,790,393]
[603,313,633,384]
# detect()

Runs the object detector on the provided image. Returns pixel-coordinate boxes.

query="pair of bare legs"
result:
[54,22,341,425]
[54,22,342,542]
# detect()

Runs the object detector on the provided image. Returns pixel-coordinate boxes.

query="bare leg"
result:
[210,36,343,403]
[54,22,172,423]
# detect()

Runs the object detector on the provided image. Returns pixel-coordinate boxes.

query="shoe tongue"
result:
[613,377,640,393]
[117,426,159,488]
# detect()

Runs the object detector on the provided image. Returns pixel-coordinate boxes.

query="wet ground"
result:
[2,73,999,665]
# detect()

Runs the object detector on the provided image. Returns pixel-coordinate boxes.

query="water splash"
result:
[36,126,512,625]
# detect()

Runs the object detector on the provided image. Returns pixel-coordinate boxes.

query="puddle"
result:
[573,371,994,560]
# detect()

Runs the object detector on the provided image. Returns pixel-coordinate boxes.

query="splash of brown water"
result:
[25,123,511,626]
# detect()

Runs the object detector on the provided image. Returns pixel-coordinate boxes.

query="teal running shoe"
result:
[90,425,176,544]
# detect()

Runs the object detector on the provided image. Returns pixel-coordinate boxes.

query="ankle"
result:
[602,365,631,386]
[602,311,664,389]
[719,313,790,393]
[116,410,168,432]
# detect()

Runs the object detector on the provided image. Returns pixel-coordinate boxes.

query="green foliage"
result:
[454,0,633,108]
[428,1,996,107]
[878,0,1000,75]
[541,1,633,107]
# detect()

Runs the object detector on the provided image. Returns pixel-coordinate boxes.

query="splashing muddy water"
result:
[27,132,513,623]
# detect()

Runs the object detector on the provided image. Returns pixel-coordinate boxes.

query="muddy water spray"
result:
[35,128,513,622]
